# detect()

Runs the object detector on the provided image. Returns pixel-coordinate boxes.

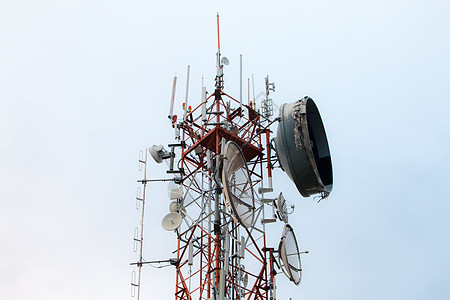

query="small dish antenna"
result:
[169,201,178,213]
[222,141,255,228]
[169,201,186,215]
[276,192,289,223]
[149,144,171,164]
[278,224,302,285]
[162,212,182,231]
[221,56,229,66]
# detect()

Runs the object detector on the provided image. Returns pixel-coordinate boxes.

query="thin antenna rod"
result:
[184,65,190,120]
[137,151,148,300]
[217,13,221,64]
[248,78,250,106]
[240,54,243,111]
[252,74,256,108]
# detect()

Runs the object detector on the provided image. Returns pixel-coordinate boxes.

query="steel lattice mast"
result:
[174,90,272,300]
[170,15,276,300]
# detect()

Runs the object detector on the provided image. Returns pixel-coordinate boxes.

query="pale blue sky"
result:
[1,1,449,299]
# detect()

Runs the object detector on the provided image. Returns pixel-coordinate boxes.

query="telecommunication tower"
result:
[131,15,333,300]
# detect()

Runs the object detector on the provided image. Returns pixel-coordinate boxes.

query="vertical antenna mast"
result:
[184,65,190,121]
[131,150,148,300]
[240,54,243,111]
[252,74,256,108]
[216,13,221,70]
[215,13,225,90]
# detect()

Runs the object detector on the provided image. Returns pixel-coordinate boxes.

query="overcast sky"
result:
[1,1,450,299]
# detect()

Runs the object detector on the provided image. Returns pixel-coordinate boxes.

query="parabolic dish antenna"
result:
[274,97,333,197]
[222,141,255,228]
[162,212,182,231]
[278,224,302,285]
[276,192,289,223]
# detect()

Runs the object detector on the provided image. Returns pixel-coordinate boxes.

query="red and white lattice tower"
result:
[173,28,272,300]
[169,15,276,300]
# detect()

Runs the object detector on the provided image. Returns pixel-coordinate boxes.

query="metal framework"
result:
[173,85,274,300]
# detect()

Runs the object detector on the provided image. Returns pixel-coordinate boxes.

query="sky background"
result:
[1,0,450,299]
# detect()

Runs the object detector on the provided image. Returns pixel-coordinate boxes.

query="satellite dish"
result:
[274,97,333,197]
[162,212,182,231]
[221,56,229,66]
[278,224,302,285]
[222,141,255,228]
[276,192,289,223]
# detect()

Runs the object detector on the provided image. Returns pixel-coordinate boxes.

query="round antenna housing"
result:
[222,141,255,228]
[162,212,182,231]
[274,97,332,197]
[149,144,164,164]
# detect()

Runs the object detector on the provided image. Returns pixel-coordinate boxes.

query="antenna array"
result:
[130,150,147,299]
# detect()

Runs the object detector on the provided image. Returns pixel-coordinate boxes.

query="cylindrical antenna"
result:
[184,65,190,120]
[174,125,179,140]
[207,150,212,170]
[266,130,273,189]
[169,76,177,120]
[219,229,230,299]
[201,86,207,122]
[221,137,226,155]
[169,146,175,171]
[188,241,193,266]
[239,54,243,111]
[248,78,250,106]
[252,74,256,108]
[240,236,245,259]
[217,13,221,66]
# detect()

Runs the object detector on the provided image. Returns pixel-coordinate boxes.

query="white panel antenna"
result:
[201,86,207,122]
